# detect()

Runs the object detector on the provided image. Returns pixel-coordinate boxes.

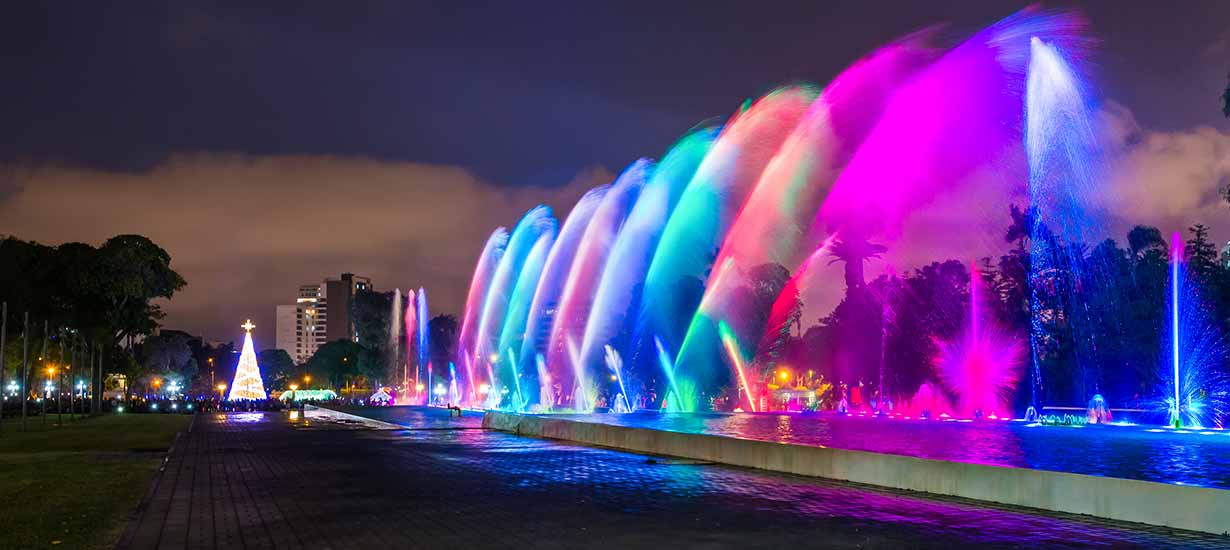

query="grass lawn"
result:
[0,414,192,550]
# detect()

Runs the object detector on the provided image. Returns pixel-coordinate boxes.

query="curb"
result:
[115,415,192,550]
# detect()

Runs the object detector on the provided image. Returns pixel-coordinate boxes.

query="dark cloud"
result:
[0,165,28,206]
[3,1,1230,339]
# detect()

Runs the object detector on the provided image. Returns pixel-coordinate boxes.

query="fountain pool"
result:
[549,411,1230,489]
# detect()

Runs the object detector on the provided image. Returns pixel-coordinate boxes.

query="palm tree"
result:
[1126,225,1165,262]
[828,238,887,292]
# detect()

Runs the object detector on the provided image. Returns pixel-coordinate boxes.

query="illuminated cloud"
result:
[1097,101,1230,238]
[0,154,611,342]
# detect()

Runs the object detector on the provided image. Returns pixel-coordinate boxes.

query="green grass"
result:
[0,414,192,550]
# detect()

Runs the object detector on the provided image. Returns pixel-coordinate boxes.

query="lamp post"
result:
[39,320,47,427]
[20,312,28,431]
[68,332,76,421]
[0,302,6,436]
[217,383,227,401]
[57,335,64,425]
[57,363,64,425]
[43,366,54,428]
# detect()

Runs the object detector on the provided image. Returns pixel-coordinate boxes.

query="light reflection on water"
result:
[552,411,1230,489]
[222,412,267,423]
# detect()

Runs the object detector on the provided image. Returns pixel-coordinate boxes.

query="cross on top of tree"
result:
[241,319,255,332]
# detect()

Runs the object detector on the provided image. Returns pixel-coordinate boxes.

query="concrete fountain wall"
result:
[483,411,1230,535]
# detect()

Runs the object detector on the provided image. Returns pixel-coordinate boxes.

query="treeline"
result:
[768,206,1230,410]
[0,235,185,408]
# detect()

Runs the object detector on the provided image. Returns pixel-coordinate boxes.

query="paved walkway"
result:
[119,410,1229,549]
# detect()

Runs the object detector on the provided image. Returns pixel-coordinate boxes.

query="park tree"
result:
[823,237,888,387]
[828,237,888,291]
[1,234,185,412]
[90,235,187,347]
[353,289,394,384]
[304,339,361,390]
[137,331,199,390]
[1185,224,1219,291]
[257,348,297,390]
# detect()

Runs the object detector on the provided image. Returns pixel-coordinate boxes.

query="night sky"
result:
[2,1,1228,344]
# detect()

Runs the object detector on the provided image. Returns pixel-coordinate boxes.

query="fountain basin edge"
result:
[482,411,1230,535]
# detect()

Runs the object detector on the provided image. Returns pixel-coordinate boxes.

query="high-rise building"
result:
[323,273,371,343]
[275,273,371,364]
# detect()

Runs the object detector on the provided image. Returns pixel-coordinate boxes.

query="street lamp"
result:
[217,383,227,400]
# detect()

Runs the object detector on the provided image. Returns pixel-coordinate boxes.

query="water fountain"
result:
[519,188,607,410]
[458,229,509,402]
[1158,232,1230,428]
[933,264,1023,419]
[603,345,630,413]
[494,230,554,409]
[448,8,1229,439]
[579,129,716,396]
[447,361,461,405]
[389,288,404,396]
[403,289,417,402]
[475,207,556,403]
[417,288,430,398]
[545,162,649,411]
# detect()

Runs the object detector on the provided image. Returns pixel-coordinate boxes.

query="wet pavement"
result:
[119,409,1230,549]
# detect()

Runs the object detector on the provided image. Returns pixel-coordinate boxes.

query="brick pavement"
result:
[118,410,1230,549]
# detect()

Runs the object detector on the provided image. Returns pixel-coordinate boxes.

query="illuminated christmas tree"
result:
[228,319,267,400]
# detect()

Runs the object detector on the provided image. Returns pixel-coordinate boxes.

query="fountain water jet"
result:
[934,263,1024,418]
[641,86,816,387]
[677,38,935,397]
[1157,232,1230,428]
[417,288,429,396]
[604,345,631,413]
[389,288,404,399]
[520,188,607,410]
[718,320,757,412]
[579,129,716,381]
[475,207,556,402]
[457,229,509,404]
[495,225,556,408]
[547,161,650,411]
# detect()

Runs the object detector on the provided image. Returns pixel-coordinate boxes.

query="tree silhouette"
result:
[828,237,888,291]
